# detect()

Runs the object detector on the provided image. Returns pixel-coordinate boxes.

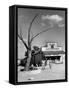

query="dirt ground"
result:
[18,60,65,82]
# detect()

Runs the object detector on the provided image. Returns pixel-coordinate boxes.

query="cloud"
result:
[42,15,63,23]
[41,15,64,28]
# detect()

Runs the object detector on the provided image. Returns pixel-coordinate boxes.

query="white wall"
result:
[0,0,69,90]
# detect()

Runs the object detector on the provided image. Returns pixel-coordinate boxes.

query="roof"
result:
[43,51,65,55]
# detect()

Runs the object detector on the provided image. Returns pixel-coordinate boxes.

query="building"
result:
[41,42,65,64]
[19,42,65,67]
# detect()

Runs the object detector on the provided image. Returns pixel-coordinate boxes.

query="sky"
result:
[18,8,65,59]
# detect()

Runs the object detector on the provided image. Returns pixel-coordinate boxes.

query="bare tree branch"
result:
[18,27,29,50]
[28,14,39,45]
[30,26,53,43]
[18,34,29,50]
[30,30,34,41]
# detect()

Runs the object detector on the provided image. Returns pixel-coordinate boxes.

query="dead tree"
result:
[18,14,53,71]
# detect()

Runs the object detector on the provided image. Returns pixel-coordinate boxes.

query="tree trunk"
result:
[25,50,32,71]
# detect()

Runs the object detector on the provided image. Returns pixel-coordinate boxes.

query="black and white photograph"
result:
[0,0,69,89]
[17,6,67,83]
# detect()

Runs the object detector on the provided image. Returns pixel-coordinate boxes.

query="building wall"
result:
[42,42,62,51]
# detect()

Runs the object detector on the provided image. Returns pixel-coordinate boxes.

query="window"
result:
[51,44,54,49]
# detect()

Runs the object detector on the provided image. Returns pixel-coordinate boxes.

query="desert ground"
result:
[18,58,65,82]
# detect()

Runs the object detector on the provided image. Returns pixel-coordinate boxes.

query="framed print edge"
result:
[9,5,68,85]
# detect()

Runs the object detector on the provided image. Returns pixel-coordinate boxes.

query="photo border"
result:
[14,5,67,85]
